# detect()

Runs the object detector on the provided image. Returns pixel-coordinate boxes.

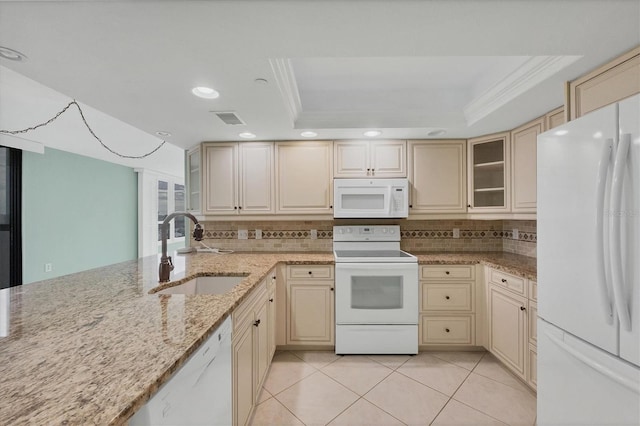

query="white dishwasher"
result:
[130,316,232,425]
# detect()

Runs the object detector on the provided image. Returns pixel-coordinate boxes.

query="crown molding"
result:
[464,55,581,126]
[269,58,302,125]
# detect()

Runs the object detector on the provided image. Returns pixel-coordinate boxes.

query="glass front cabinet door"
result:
[467,133,511,213]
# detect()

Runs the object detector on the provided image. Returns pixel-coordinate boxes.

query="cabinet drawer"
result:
[422,282,473,312]
[489,268,526,296]
[233,280,266,333]
[288,265,334,279]
[420,315,474,345]
[421,265,475,281]
[529,280,537,302]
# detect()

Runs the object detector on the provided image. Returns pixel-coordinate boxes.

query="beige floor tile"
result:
[262,351,317,395]
[321,355,393,395]
[249,397,304,426]
[432,399,507,426]
[366,354,411,370]
[276,371,359,425]
[328,398,405,426]
[364,371,449,425]
[291,350,341,369]
[473,353,531,392]
[428,351,486,371]
[256,386,272,404]
[397,353,470,396]
[453,373,536,426]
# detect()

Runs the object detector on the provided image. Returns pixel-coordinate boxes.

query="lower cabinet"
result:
[286,265,335,346]
[232,268,277,426]
[488,283,527,378]
[419,265,476,347]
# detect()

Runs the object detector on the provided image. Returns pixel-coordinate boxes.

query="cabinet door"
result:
[203,143,238,214]
[275,141,333,214]
[267,286,276,360]
[408,140,466,213]
[239,142,275,214]
[254,298,269,392]
[370,140,406,177]
[334,141,369,177]
[467,133,511,213]
[544,106,565,130]
[511,118,542,212]
[287,282,334,344]
[488,285,527,378]
[186,147,201,213]
[232,324,254,426]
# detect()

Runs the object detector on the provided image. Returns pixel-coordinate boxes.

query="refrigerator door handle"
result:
[609,133,632,331]
[595,139,614,324]
[545,329,640,394]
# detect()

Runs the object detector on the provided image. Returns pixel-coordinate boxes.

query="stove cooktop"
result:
[333,249,417,263]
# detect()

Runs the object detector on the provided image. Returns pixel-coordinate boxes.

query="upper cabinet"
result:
[334,140,406,178]
[186,146,201,214]
[569,46,640,120]
[202,142,275,215]
[544,106,565,131]
[408,140,467,213]
[276,141,333,214]
[467,133,511,213]
[511,118,543,213]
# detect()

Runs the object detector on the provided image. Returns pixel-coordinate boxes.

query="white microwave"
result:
[333,178,409,218]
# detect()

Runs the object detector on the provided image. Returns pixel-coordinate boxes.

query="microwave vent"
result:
[214,112,245,125]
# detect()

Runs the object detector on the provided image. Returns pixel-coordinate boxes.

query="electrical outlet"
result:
[310,229,318,240]
[238,229,248,240]
[513,228,519,240]
[255,229,262,240]
[452,228,460,239]
[44,263,53,273]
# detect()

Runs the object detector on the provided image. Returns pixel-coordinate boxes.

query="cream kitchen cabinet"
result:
[510,118,543,212]
[408,140,467,213]
[275,141,333,214]
[202,142,275,215]
[544,106,566,131]
[488,283,527,379]
[232,278,273,426]
[569,45,640,120]
[285,265,334,346]
[467,133,511,213]
[267,272,277,361]
[419,265,476,346]
[334,140,406,178]
[186,146,201,214]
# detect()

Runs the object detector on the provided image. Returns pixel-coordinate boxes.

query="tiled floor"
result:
[250,350,536,426]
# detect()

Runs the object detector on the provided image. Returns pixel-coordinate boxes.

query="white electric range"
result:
[333,225,418,355]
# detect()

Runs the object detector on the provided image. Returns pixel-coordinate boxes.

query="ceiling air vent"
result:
[214,111,245,125]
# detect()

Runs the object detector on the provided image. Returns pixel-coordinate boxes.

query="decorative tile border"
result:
[204,230,333,239]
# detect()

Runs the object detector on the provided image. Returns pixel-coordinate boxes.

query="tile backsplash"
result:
[194,218,537,258]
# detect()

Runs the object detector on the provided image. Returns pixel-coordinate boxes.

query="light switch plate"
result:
[310,229,317,240]
[513,228,519,240]
[452,228,460,239]
[238,229,248,240]
[255,229,262,239]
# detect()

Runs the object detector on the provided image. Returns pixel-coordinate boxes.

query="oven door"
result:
[335,263,418,324]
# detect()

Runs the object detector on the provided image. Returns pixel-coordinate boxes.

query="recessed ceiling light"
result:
[254,78,269,85]
[363,130,382,137]
[593,131,603,138]
[427,129,447,137]
[301,131,318,138]
[554,130,569,136]
[239,132,256,139]
[155,131,172,137]
[192,86,220,99]
[0,46,27,61]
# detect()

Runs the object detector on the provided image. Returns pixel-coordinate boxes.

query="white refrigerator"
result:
[537,94,640,425]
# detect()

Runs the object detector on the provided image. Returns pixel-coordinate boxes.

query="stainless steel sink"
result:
[157,275,246,295]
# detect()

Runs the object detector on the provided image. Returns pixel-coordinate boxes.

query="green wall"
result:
[22,148,138,284]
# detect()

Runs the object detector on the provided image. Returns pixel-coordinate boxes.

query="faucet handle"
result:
[193,223,204,241]
[167,256,174,271]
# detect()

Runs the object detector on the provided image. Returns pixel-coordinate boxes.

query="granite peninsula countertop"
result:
[0,251,535,425]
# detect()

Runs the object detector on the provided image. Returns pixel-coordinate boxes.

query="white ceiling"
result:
[0,0,638,151]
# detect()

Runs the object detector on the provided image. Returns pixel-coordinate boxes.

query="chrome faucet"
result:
[159,212,204,282]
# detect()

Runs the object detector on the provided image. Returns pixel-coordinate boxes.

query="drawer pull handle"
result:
[253,319,261,327]
[269,298,274,302]
[445,328,450,333]
[501,278,507,283]
[330,287,334,291]
[445,295,450,300]
[445,271,450,275]
[520,306,526,311]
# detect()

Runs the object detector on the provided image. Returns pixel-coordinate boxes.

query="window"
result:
[157,180,186,250]
[0,147,21,288]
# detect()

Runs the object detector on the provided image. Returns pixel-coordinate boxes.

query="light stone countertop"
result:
[0,251,536,425]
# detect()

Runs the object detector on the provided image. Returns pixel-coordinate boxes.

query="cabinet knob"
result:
[272,276,276,280]
[234,206,238,210]
[467,204,472,208]
[371,169,375,174]
[409,204,413,208]
[308,271,312,275]
[445,271,450,275]
[501,278,507,283]
[330,287,334,291]
[445,295,450,300]
[238,206,242,210]
[330,205,333,209]
[253,319,261,327]
[445,328,450,333]
[269,298,274,302]
[520,306,526,311]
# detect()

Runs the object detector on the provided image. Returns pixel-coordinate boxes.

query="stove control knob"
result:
[338,229,344,234]
[389,228,395,234]
[346,228,352,233]
[382,228,388,233]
